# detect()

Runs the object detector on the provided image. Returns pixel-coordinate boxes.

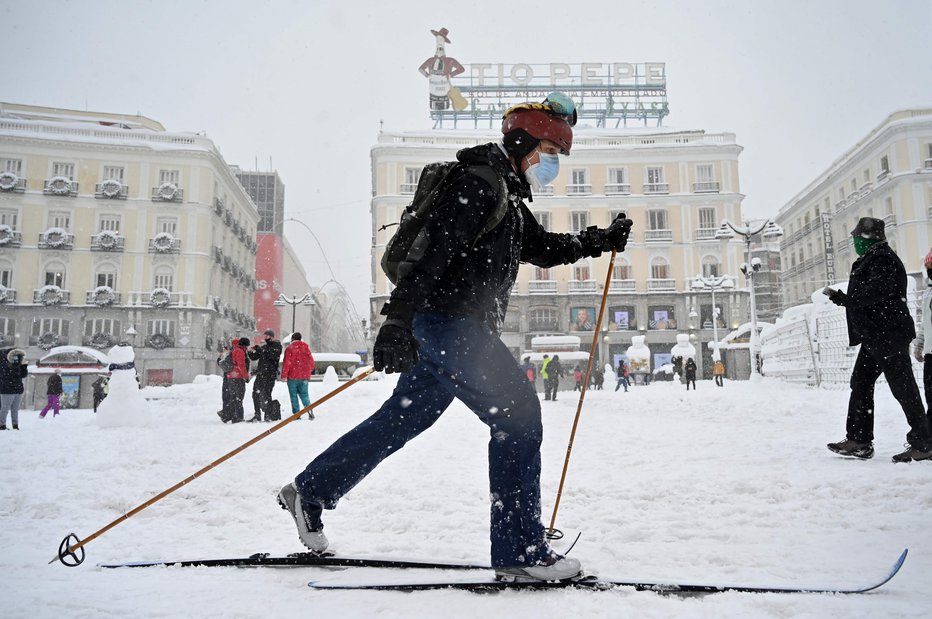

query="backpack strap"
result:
[464,164,509,237]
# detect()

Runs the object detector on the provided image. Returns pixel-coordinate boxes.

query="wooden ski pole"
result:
[547,250,616,537]
[51,367,376,566]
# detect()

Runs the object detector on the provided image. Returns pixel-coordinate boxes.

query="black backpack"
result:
[218,351,234,373]
[380,161,508,284]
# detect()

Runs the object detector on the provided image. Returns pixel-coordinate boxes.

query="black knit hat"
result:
[850,217,886,241]
[238,337,250,346]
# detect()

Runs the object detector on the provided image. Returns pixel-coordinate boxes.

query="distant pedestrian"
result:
[825,217,931,462]
[281,332,315,420]
[573,366,583,391]
[40,369,63,419]
[248,329,283,422]
[0,348,28,430]
[713,359,725,387]
[592,366,604,390]
[614,361,629,392]
[218,338,250,423]
[543,355,564,401]
[520,356,537,386]
[684,358,697,391]
[92,375,109,413]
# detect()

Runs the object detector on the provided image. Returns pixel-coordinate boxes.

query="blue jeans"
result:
[296,312,545,568]
[287,380,311,414]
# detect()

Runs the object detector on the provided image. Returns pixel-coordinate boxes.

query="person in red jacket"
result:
[219,337,250,423]
[281,332,315,420]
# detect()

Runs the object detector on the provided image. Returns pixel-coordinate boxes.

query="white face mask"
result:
[524,152,560,190]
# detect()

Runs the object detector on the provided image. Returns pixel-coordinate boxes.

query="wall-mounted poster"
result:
[654,353,673,369]
[60,375,81,409]
[648,305,677,330]
[570,307,595,331]
[609,305,636,330]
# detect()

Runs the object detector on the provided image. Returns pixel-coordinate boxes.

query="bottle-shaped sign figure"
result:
[418,27,466,111]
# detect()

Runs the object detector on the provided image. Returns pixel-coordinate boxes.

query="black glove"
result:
[373,322,419,374]
[603,214,633,252]
[828,289,847,306]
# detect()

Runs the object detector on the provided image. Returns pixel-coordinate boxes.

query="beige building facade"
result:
[777,108,932,306]
[0,103,259,385]
[370,128,752,376]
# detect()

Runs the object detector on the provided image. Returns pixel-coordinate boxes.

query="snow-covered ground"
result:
[3,374,931,618]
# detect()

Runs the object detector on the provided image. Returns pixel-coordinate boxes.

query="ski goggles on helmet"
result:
[503,92,577,127]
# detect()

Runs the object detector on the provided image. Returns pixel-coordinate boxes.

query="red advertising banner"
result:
[254,234,283,337]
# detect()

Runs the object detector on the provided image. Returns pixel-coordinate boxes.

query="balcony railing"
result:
[0,288,16,303]
[33,288,71,304]
[535,185,555,196]
[692,181,720,193]
[647,278,676,292]
[94,181,129,199]
[43,177,78,197]
[501,322,520,332]
[604,183,631,195]
[528,280,558,293]
[695,227,718,240]
[925,158,932,169]
[38,231,75,250]
[85,289,122,305]
[645,229,673,242]
[877,170,890,182]
[90,233,126,252]
[644,182,669,194]
[151,184,184,202]
[127,290,193,307]
[528,320,560,332]
[0,229,22,248]
[0,174,26,193]
[400,183,418,194]
[882,213,896,228]
[214,197,225,215]
[566,184,592,195]
[148,237,182,254]
[609,279,636,292]
[568,280,597,293]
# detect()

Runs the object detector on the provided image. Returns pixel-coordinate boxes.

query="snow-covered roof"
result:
[36,346,109,366]
[531,335,581,347]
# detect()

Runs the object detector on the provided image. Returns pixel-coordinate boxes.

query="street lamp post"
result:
[690,274,735,362]
[273,293,315,336]
[715,219,783,379]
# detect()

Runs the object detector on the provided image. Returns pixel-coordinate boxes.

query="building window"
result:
[99,215,121,232]
[52,162,75,179]
[45,267,66,288]
[0,209,17,229]
[154,269,174,291]
[698,207,716,230]
[607,167,628,190]
[613,261,631,280]
[85,318,121,338]
[103,166,125,182]
[880,156,889,175]
[0,317,13,341]
[568,168,590,194]
[528,308,558,332]
[0,267,11,287]
[647,305,676,330]
[48,211,71,230]
[608,305,636,330]
[1,158,22,174]
[573,260,591,281]
[33,318,69,338]
[650,258,669,280]
[701,256,720,278]
[533,266,553,280]
[570,211,589,232]
[694,164,718,192]
[159,169,180,184]
[647,209,668,230]
[96,271,116,288]
[647,166,664,185]
[401,167,421,194]
[156,218,177,235]
[533,211,551,231]
[147,319,175,337]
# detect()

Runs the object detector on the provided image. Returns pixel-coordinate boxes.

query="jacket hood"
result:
[6,348,25,364]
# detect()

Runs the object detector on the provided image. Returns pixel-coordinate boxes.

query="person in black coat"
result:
[825,217,931,462]
[684,358,697,391]
[247,329,283,422]
[0,348,28,430]
[544,355,565,401]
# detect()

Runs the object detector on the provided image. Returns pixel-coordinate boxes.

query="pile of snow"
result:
[1,376,929,617]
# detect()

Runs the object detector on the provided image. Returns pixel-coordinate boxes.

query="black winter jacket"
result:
[47,374,63,395]
[382,142,605,331]
[0,349,28,394]
[248,339,282,379]
[838,242,915,353]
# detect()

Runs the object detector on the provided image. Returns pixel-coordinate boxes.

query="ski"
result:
[98,551,490,571]
[307,548,908,595]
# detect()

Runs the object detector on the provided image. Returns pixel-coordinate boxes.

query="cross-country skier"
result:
[278,93,633,582]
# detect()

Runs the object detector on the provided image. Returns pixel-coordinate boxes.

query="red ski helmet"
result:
[501,108,573,155]
[924,247,932,270]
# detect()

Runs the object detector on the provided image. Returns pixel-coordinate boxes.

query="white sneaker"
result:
[277,483,329,552]
[496,555,582,582]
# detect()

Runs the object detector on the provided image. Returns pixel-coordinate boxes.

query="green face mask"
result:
[853,235,879,256]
